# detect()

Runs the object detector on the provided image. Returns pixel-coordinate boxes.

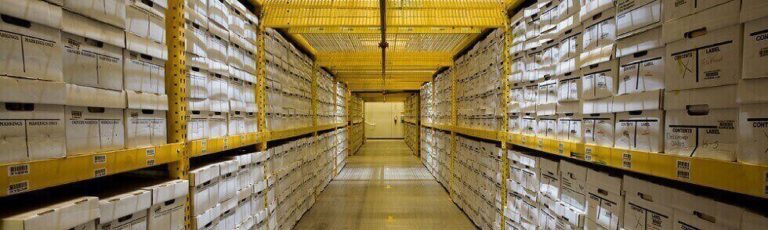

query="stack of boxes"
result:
[503,0,768,165]
[335,128,349,174]
[316,69,335,126]
[0,0,171,164]
[335,82,348,124]
[456,30,505,131]
[420,127,451,187]
[452,136,502,230]
[264,29,312,131]
[434,71,453,126]
[186,0,259,141]
[420,82,435,124]
[265,129,345,229]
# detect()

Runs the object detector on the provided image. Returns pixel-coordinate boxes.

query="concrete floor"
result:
[294,140,476,230]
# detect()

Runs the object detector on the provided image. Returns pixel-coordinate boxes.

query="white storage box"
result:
[536,115,559,139]
[208,111,228,138]
[538,157,560,200]
[186,21,208,57]
[207,23,229,63]
[124,91,168,148]
[738,103,768,166]
[65,84,126,155]
[61,11,124,91]
[0,0,63,82]
[190,164,221,216]
[194,204,219,230]
[663,0,732,22]
[0,77,66,163]
[219,159,238,202]
[559,160,588,212]
[622,176,674,230]
[665,85,738,161]
[125,0,166,45]
[580,9,617,67]
[1,197,99,230]
[616,0,661,38]
[98,189,151,230]
[585,169,623,230]
[188,110,209,141]
[614,109,664,153]
[743,16,768,80]
[617,47,664,95]
[581,60,618,100]
[583,113,615,147]
[663,2,742,91]
[208,0,229,28]
[124,48,166,95]
[228,111,245,136]
[185,0,208,27]
[672,190,743,229]
[143,180,188,230]
[557,114,583,142]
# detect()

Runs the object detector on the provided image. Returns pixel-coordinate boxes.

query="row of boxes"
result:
[349,122,364,154]
[455,30,507,131]
[503,149,768,230]
[189,151,269,230]
[265,128,346,229]
[452,136,504,229]
[504,0,768,165]
[1,179,188,230]
[420,127,452,187]
[264,29,313,132]
[420,82,436,124]
[185,0,259,141]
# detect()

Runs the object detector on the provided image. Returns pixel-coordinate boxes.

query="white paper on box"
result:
[0,0,63,82]
[63,0,125,28]
[538,157,559,200]
[581,60,618,100]
[559,161,587,212]
[580,9,616,67]
[616,26,663,59]
[522,114,537,136]
[186,22,208,57]
[743,16,768,80]
[617,47,664,95]
[207,24,229,63]
[616,0,661,38]
[61,12,124,91]
[738,103,768,166]
[557,76,581,102]
[188,110,209,141]
[665,85,737,161]
[188,62,210,100]
[536,116,558,139]
[208,0,229,29]
[579,0,613,23]
[583,113,615,147]
[208,111,228,138]
[664,24,742,91]
[614,110,664,153]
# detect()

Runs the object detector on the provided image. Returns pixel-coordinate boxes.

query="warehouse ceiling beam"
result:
[339,77,432,83]
[284,26,483,34]
[345,81,424,91]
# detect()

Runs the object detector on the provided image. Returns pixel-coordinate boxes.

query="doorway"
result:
[364,102,404,139]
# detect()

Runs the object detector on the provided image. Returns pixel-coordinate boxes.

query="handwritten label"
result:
[676,160,691,180]
[8,181,28,195]
[93,155,107,164]
[8,164,29,176]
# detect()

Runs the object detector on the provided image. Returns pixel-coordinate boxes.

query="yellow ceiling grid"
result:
[261,0,520,91]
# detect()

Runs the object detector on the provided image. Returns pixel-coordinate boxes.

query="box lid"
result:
[0,0,62,29]
[586,169,622,194]
[190,164,220,186]
[219,159,238,176]
[612,89,663,112]
[616,27,663,58]
[664,85,737,110]
[0,77,66,105]
[62,11,125,48]
[125,33,168,60]
[66,84,126,108]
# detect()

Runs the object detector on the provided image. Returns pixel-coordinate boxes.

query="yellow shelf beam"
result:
[0,143,183,196]
[189,133,266,157]
[285,26,483,34]
[345,81,425,91]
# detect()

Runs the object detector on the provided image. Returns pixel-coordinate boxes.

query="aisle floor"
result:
[294,140,475,230]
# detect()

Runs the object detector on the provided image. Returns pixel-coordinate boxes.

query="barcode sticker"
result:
[585,153,593,162]
[676,160,691,180]
[224,138,229,149]
[146,148,155,157]
[537,139,544,149]
[8,164,29,176]
[93,155,106,164]
[521,137,527,145]
[622,152,632,169]
[8,181,28,195]
[147,159,155,166]
[558,143,564,154]
[94,168,107,177]
[201,139,207,153]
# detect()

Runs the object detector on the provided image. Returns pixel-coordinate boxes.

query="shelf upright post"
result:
[449,67,457,199]
[255,17,272,230]
[311,64,319,135]
[164,0,190,228]
[499,14,513,230]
